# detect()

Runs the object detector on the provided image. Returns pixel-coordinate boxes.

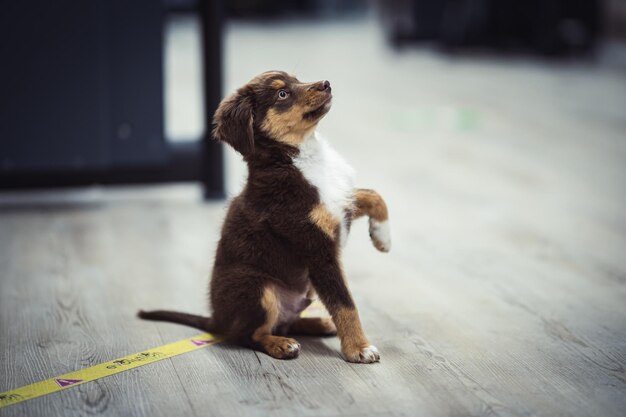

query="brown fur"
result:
[289,317,337,335]
[333,307,371,363]
[251,286,301,359]
[353,189,389,221]
[138,71,389,363]
[261,106,317,146]
[271,79,286,89]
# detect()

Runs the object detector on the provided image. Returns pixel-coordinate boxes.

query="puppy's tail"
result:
[138,309,215,333]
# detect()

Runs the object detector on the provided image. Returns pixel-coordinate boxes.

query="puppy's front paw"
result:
[343,345,380,364]
[369,219,391,252]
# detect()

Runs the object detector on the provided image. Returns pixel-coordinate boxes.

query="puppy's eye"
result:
[277,89,289,100]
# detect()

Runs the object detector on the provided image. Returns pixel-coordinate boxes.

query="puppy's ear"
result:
[212,89,254,156]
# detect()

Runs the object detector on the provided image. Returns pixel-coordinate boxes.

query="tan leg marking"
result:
[252,286,301,359]
[353,189,389,221]
[334,307,380,363]
[309,203,339,240]
[289,317,337,336]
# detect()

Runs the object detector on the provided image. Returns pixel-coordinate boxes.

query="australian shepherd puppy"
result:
[140,71,390,364]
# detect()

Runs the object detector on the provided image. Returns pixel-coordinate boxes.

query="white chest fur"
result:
[293,132,355,245]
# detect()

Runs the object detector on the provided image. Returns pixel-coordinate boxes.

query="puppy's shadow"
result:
[297,336,340,358]
[209,336,339,360]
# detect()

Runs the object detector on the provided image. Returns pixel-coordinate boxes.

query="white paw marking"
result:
[360,345,380,363]
[369,219,391,252]
[287,342,301,352]
[345,345,381,364]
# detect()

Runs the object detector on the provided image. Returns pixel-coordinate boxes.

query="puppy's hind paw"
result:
[369,219,391,253]
[264,337,301,360]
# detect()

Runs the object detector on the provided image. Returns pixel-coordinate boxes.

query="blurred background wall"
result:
[1,0,625,199]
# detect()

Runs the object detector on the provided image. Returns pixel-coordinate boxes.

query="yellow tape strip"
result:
[0,300,327,409]
[0,332,221,409]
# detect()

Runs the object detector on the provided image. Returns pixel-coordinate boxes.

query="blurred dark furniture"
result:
[0,0,224,198]
[225,0,365,17]
[379,0,603,55]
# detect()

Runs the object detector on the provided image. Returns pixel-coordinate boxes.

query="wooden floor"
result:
[2,18,626,417]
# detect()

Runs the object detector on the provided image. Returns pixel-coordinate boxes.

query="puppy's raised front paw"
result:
[369,219,391,252]
[343,345,380,364]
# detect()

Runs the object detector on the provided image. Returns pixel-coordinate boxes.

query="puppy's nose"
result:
[316,80,331,92]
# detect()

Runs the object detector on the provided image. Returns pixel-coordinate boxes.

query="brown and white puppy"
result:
[139,71,391,363]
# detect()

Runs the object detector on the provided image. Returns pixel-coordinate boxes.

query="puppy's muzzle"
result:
[310,80,331,93]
